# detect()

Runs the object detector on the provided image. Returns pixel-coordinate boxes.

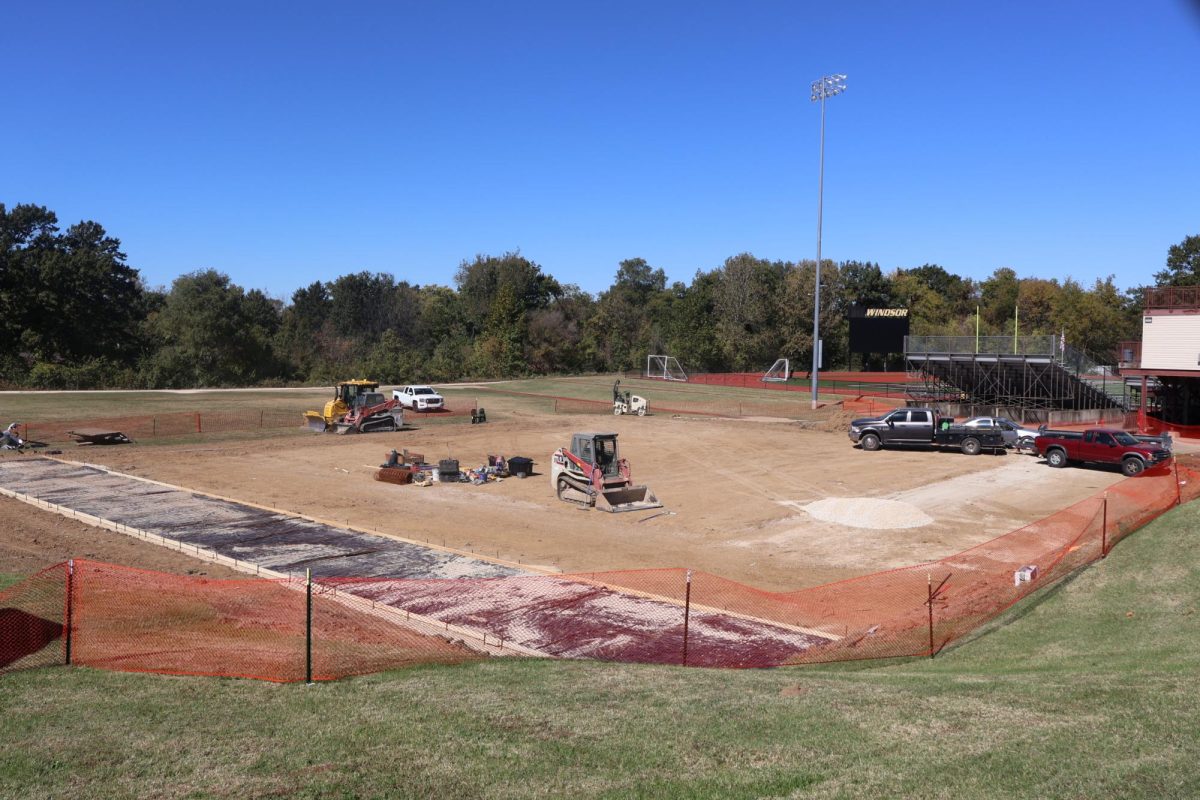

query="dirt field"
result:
[0,403,1131,592]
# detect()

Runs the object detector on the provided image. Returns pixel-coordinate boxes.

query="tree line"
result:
[3,203,1198,389]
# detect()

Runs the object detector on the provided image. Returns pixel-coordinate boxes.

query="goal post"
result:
[646,355,688,382]
[762,358,790,382]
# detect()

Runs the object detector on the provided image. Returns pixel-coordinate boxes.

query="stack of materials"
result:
[374,449,427,485]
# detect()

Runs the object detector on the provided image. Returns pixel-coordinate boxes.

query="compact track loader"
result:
[550,432,662,513]
[304,380,404,434]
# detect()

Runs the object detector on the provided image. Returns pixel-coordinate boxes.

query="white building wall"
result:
[1142,314,1200,370]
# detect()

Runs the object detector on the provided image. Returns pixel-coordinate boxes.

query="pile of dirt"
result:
[802,497,933,530]
[811,409,858,433]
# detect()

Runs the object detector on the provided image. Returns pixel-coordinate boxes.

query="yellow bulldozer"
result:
[303,380,404,434]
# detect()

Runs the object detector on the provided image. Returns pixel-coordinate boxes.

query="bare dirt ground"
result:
[1,407,1130,592]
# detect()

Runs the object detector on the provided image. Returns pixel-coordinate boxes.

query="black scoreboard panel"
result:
[848,304,909,353]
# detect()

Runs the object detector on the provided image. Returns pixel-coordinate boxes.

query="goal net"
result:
[646,355,688,382]
[762,358,790,382]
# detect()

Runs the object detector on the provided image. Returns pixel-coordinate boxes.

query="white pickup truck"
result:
[392,385,445,411]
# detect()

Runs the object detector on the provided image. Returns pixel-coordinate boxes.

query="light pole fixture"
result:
[810,73,846,409]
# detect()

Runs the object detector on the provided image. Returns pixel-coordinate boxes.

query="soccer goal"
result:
[762,358,791,382]
[646,355,688,382]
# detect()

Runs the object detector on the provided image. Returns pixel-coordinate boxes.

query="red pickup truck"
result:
[1035,428,1172,476]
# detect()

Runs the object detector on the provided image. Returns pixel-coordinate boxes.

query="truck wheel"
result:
[861,433,881,452]
[961,437,982,456]
[637,407,646,417]
[1046,448,1068,468]
[1121,457,1145,477]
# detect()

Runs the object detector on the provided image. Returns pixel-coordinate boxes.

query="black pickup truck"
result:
[848,408,1006,455]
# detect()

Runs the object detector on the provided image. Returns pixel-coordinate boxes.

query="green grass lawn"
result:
[2,499,1198,798]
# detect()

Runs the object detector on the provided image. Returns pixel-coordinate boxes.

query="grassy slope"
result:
[2,501,1198,799]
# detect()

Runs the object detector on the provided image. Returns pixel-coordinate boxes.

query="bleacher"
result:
[905,335,1127,412]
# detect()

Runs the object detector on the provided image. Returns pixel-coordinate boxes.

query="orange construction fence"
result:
[18,405,476,446]
[3,455,1197,681]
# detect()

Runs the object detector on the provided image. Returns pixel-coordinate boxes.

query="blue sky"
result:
[4,1,1199,300]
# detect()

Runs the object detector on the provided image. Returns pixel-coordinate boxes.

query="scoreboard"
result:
[848,304,909,354]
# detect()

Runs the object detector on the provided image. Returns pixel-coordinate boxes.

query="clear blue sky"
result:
[5,1,1199,301]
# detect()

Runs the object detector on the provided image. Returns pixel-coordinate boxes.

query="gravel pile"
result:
[803,497,933,529]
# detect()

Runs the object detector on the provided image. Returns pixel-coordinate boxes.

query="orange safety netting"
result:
[650,371,913,398]
[1143,415,1200,439]
[3,455,1196,681]
[0,562,483,682]
[0,563,67,674]
[21,410,305,444]
[549,395,814,419]
[841,397,905,415]
[19,404,477,445]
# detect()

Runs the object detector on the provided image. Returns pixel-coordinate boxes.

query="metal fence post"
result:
[1101,493,1108,557]
[926,574,933,658]
[306,568,314,684]
[1175,460,1183,506]
[682,570,692,667]
[64,559,74,665]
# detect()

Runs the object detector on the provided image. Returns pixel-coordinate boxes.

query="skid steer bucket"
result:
[303,412,329,433]
[596,484,662,513]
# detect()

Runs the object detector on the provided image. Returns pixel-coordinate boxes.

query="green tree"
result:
[586,258,669,372]
[979,267,1020,333]
[473,282,526,377]
[0,204,149,384]
[455,251,560,335]
[777,259,844,371]
[661,274,723,372]
[360,329,422,383]
[525,284,595,374]
[328,271,399,341]
[144,270,283,387]
[712,253,786,371]
[276,281,332,380]
[1153,234,1200,286]
[1016,278,1062,335]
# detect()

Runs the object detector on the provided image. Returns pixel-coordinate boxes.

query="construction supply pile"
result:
[374,450,533,487]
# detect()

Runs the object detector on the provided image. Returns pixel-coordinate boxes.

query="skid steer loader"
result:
[304,380,404,433]
[550,432,662,513]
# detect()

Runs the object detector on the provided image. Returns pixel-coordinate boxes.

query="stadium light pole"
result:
[810,73,846,409]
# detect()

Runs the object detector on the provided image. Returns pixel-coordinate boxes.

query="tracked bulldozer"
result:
[304,380,405,434]
[550,432,662,513]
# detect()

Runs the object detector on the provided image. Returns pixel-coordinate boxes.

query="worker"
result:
[1,422,23,450]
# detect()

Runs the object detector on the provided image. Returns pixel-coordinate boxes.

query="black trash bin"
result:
[438,459,460,482]
[507,456,533,478]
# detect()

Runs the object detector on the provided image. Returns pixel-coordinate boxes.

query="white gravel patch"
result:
[802,497,933,529]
